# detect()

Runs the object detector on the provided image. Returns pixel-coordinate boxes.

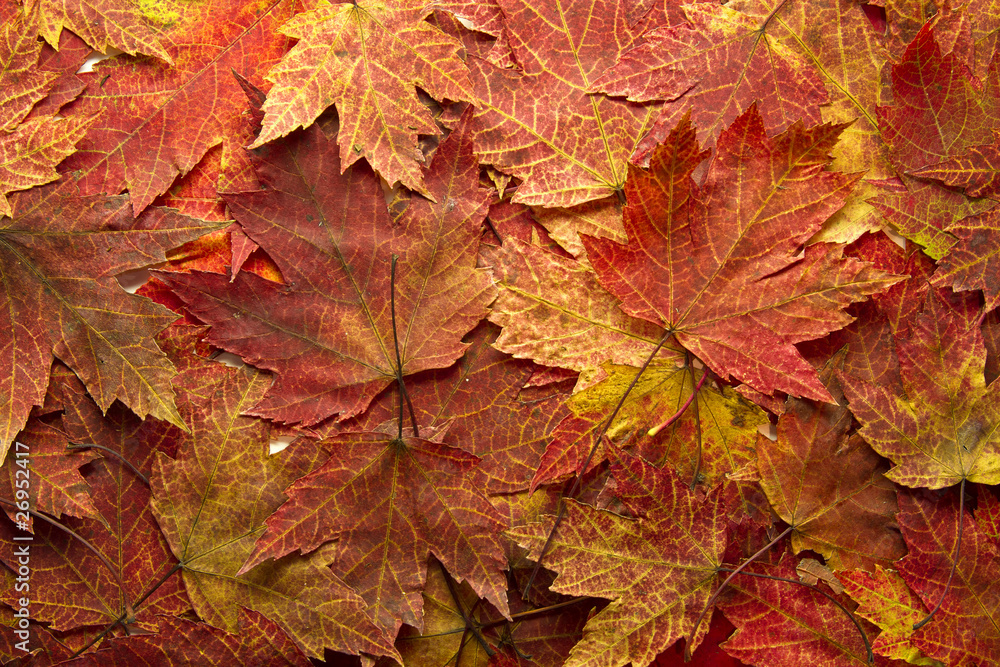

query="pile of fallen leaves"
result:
[1,0,998,665]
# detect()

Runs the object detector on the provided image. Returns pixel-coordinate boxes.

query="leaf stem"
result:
[522,329,674,598]
[647,370,707,437]
[0,497,132,617]
[716,567,873,663]
[686,351,704,489]
[441,563,495,657]
[390,254,419,438]
[66,443,149,486]
[685,524,793,660]
[913,477,966,630]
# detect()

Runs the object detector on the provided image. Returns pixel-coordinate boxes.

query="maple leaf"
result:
[532,361,767,520]
[486,238,674,374]
[466,0,661,207]
[844,489,1000,666]
[251,0,473,196]
[22,0,171,62]
[0,368,188,632]
[597,0,828,159]
[718,554,885,667]
[340,323,572,494]
[930,204,1000,313]
[510,450,726,667]
[585,108,899,402]
[240,425,510,637]
[149,359,396,660]
[163,110,495,426]
[879,25,999,173]
[757,387,905,570]
[840,291,1000,488]
[67,609,312,666]
[61,0,296,215]
[0,182,218,459]
[911,132,1000,198]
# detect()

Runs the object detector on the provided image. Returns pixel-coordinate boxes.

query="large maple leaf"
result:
[61,0,296,215]
[465,0,661,207]
[840,291,1000,488]
[0,182,218,459]
[163,111,495,426]
[584,109,899,402]
[149,359,396,660]
[510,450,726,667]
[843,489,1000,666]
[252,0,474,196]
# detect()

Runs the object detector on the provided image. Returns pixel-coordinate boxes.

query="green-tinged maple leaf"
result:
[758,389,905,570]
[61,0,296,215]
[467,0,661,207]
[840,291,1000,489]
[150,360,396,660]
[22,0,172,62]
[879,25,999,173]
[163,111,495,426]
[67,609,312,666]
[339,323,572,494]
[719,554,887,667]
[911,132,1000,198]
[510,451,726,667]
[532,361,767,520]
[869,176,994,262]
[585,108,899,402]
[0,182,218,459]
[252,0,473,196]
[0,366,187,632]
[844,489,1000,666]
[486,238,675,374]
[390,560,592,667]
[240,426,510,637]
[596,0,828,158]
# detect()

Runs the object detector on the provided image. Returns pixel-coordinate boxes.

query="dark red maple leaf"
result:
[162,110,495,427]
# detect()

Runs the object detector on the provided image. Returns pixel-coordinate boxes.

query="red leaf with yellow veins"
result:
[0,367,187,633]
[719,554,888,667]
[0,183,218,459]
[486,238,675,374]
[68,609,312,666]
[164,111,494,426]
[510,451,726,667]
[150,360,396,660]
[63,0,296,215]
[23,0,172,62]
[911,132,1000,198]
[840,291,1000,489]
[252,0,474,196]
[0,10,59,132]
[879,25,999,173]
[468,0,661,207]
[931,205,1000,312]
[890,489,1000,666]
[758,392,905,571]
[586,109,898,402]
[600,0,828,156]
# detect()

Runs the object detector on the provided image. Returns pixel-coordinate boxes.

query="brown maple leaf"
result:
[840,291,1000,489]
[510,450,726,667]
[467,0,661,207]
[251,0,474,196]
[585,109,899,402]
[163,111,495,426]
[0,182,218,459]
